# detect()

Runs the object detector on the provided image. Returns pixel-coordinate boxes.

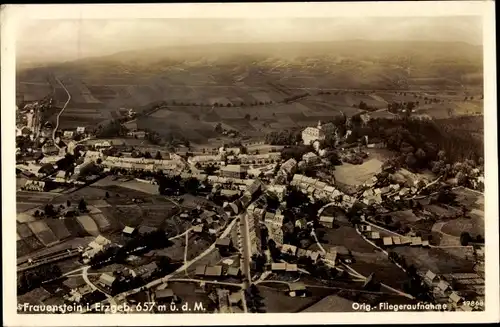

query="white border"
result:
[2,2,498,326]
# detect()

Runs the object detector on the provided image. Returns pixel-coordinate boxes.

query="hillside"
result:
[16,40,483,143]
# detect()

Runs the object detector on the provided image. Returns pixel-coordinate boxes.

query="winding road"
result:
[53,77,71,149]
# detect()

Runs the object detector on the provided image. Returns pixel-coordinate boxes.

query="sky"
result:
[16,16,483,63]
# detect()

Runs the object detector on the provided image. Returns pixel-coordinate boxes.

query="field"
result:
[440,218,484,238]
[45,219,71,240]
[393,247,476,275]
[316,224,377,254]
[89,213,112,232]
[348,251,410,290]
[119,180,160,195]
[333,158,384,186]
[76,215,100,236]
[17,191,59,213]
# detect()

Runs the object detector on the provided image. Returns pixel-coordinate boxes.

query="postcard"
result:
[2,2,498,326]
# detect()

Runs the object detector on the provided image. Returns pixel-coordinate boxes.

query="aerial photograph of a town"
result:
[14,12,487,315]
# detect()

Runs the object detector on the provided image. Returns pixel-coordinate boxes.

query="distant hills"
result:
[18,40,482,70]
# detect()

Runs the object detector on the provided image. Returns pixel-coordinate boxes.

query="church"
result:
[301,121,337,145]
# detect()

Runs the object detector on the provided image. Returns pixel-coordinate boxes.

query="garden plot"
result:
[76,215,100,236]
[46,219,71,240]
[393,247,476,275]
[333,159,383,186]
[90,213,112,232]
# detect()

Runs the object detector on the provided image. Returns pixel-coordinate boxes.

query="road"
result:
[106,217,239,304]
[53,77,71,149]
[82,266,118,306]
[258,280,412,297]
[166,278,243,288]
[238,213,253,286]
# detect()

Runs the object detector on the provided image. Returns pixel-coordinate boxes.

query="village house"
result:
[98,273,116,290]
[238,152,281,165]
[122,226,137,237]
[423,270,440,286]
[319,216,335,228]
[220,165,246,179]
[228,292,243,310]
[288,282,307,297]
[226,267,241,278]
[205,265,223,278]
[154,288,178,303]
[302,121,337,145]
[358,224,372,232]
[295,218,308,229]
[281,244,298,256]
[134,262,159,280]
[195,265,207,277]
[278,158,297,177]
[302,152,320,164]
[382,236,393,247]
[215,237,232,250]
[271,262,287,272]
[216,289,231,313]
[267,184,287,201]
[23,180,47,192]
[188,155,224,168]
[368,232,381,240]
[323,249,337,265]
[127,130,146,139]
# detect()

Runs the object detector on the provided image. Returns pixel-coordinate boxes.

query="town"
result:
[16,91,485,313]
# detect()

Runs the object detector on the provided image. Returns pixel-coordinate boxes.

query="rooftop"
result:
[155,288,175,299]
[221,165,246,173]
[205,265,223,277]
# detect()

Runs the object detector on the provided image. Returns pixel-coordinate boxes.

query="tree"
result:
[383,215,393,225]
[183,177,200,195]
[214,123,223,133]
[154,151,162,160]
[105,192,110,198]
[44,204,56,217]
[144,151,152,159]
[78,198,87,212]
[66,200,71,207]
[405,153,417,169]
[244,114,251,120]
[456,171,468,186]
[460,232,472,246]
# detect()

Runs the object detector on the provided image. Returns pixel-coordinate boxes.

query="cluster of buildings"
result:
[290,174,356,210]
[81,235,112,264]
[61,126,87,139]
[194,264,241,279]
[216,289,244,313]
[98,262,160,293]
[358,225,430,248]
[187,151,281,169]
[101,156,186,173]
[422,270,482,311]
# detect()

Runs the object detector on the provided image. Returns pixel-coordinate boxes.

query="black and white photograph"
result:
[2,2,498,326]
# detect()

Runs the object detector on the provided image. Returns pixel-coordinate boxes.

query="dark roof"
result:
[135,262,158,276]
[138,225,158,235]
[216,238,231,247]
[226,267,241,277]
[205,265,223,277]
[155,288,175,299]
[195,265,207,276]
